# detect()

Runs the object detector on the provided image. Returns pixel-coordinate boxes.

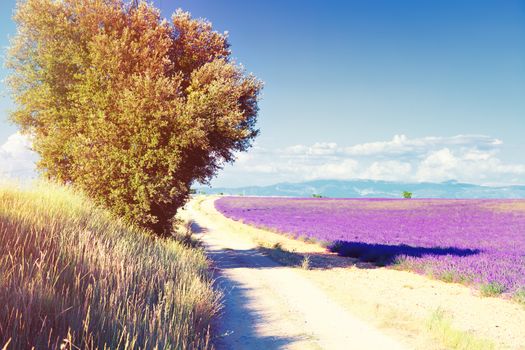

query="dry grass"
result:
[0,181,220,350]
[347,199,445,210]
[482,201,525,213]
[427,308,495,350]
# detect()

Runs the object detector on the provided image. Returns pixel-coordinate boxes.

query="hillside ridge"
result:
[201,179,525,198]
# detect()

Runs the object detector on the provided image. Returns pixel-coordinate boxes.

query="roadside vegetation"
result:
[427,308,494,350]
[0,182,220,349]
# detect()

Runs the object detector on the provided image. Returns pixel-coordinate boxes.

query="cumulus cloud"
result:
[0,132,38,180]
[342,134,502,158]
[2,131,523,187]
[362,161,412,181]
[416,147,525,184]
[213,134,525,187]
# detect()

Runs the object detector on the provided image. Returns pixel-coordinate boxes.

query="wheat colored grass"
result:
[0,181,220,349]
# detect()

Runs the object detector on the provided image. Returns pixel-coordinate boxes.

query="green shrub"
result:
[480,282,506,297]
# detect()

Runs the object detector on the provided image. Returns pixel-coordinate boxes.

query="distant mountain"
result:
[198,179,525,198]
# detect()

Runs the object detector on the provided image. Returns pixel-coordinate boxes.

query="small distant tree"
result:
[8,0,262,235]
[403,191,413,199]
[312,194,323,198]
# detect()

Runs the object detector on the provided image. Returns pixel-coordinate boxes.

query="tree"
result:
[8,0,262,235]
[403,191,413,199]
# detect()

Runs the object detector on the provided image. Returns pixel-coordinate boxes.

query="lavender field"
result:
[215,197,525,296]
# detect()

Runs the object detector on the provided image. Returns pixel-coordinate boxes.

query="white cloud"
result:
[416,148,459,182]
[0,132,38,180]
[304,159,359,180]
[342,134,502,157]
[362,161,412,181]
[3,131,522,188]
[415,147,525,184]
[213,134,525,187]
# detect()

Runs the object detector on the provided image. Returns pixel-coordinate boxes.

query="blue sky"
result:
[1,0,524,186]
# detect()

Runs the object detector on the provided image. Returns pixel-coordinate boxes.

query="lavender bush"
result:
[215,197,525,295]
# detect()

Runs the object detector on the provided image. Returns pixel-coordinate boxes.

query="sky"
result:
[1,0,524,186]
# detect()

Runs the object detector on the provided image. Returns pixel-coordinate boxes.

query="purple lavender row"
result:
[215,197,525,293]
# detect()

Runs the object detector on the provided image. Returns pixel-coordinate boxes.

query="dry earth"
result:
[184,196,525,350]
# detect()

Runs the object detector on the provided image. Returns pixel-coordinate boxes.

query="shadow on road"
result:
[205,242,312,349]
[211,274,308,349]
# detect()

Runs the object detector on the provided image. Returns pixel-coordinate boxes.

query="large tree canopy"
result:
[8,0,262,235]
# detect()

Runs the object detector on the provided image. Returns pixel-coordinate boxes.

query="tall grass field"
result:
[0,182,220,349]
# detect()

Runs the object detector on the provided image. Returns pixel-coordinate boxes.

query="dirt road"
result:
[187,199,407,350]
